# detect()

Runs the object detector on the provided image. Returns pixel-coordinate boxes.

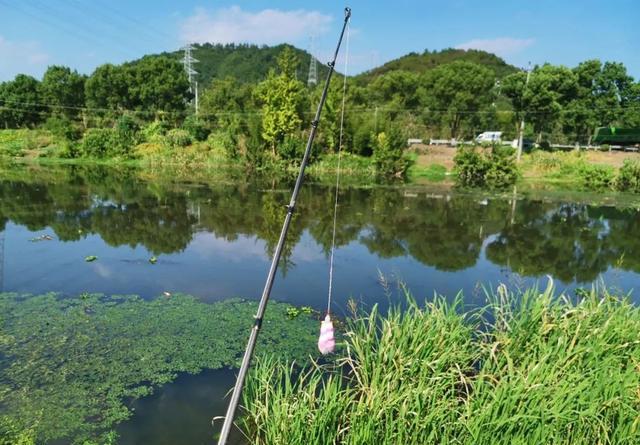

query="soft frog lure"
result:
[318,314,336,355]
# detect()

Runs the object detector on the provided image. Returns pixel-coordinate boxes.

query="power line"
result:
[2,98,638,116]
[0,0,141,59]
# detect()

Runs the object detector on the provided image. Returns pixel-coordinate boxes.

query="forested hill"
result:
[356,48,518,82]
[145,45,515,87]
[151,43,333,86]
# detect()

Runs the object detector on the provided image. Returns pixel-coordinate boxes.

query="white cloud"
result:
[180,6,333,45]
[455,37,535,56]
[0,35,50,80]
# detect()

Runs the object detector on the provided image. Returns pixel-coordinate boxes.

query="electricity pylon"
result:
[307,36,318,87]
[182,43,199,113]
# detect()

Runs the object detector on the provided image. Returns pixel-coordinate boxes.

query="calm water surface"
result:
[2,163,640,443]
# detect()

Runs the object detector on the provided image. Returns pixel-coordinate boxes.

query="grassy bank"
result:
[3,129,640,192]
[242,283,640,445]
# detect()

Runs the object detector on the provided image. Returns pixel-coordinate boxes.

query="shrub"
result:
[454,146,518,188]
[616,160,640,193]
[110,115,141,157]
[79,128,113,158]
[454,147,489,187]
[578,163,615,190]
[44,116,81,141]
[165,129,192,148]
[372,126,412,179]
[485,146,519,187]
[277,134,305,162]
[207,130,237,158]
[182,115,210,142]
[142,120,170,143]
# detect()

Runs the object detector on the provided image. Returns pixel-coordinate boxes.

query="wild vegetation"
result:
[243,283,640,444]
[0,292,317,444]
[1,44,639,183]
[453,145,519,188]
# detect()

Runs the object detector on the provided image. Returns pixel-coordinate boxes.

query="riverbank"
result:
[243,283,640,445]
[3,129,640,191]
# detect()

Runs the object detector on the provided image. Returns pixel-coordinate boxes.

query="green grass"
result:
[242,283,640,445]
[408,162,448,182]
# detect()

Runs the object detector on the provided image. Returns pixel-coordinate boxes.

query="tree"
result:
[200,76,248,122]
[127,56,191,114]
[504,64,577,141]
[85,64,131,113]
[254,47,305,156]
[419,61,495,138]
[372,123,411,178]
[370,70,420,109]
[0,74,42,128]
[623,82,640,127]
[40,66,86,119]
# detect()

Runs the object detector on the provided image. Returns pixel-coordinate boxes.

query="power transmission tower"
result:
[182,43,199,113]
[307,36,318,87]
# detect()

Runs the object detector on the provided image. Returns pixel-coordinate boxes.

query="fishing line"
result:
[327,22,350,316]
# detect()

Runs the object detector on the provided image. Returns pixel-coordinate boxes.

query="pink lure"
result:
[318,314,336,355]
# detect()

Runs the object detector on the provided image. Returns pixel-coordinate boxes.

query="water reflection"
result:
[1,163,640,307]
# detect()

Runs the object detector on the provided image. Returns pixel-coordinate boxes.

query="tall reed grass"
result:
[242,283,640,444]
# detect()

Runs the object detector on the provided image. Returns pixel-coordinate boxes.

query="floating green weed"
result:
[0,293,317,444]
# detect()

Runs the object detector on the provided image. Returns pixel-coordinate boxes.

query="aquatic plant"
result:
[0,293,317,444]
[243,284,640,444]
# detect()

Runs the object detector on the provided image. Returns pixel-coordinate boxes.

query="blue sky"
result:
[0,0,638,82]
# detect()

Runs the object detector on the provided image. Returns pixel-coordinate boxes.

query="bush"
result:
[454,147,488,187]
[207,130,237,158]
[578,163,615,190]
[142,120,170,143]
[44,116,81,141]
[277,134,305,162]
[454,146,519,188]
[110,115,141,157]
[616,159,640,193]
[485,146,519,188]
[182,115,210,142]
[78,128,113,158]
[165,129,192,148]
[372,126,412,179]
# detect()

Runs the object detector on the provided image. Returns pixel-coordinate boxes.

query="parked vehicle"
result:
[593,127,640,146]
[476,131,502,144]
[511,138,535,150]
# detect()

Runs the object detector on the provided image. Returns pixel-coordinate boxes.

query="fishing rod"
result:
[216,7,352,445]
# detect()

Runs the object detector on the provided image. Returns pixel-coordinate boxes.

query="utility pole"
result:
[517,62,532,162]
[0,230,4,292]
[307,36,318,87]
[182,43,199,112]
[195,81,199,116]
[374,106,379,133]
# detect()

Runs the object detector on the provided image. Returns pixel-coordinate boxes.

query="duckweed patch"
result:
[0,293,317,444]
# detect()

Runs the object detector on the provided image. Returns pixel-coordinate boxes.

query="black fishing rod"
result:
[216,7,352,445]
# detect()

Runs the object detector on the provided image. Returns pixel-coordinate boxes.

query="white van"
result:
[476,131,502,144]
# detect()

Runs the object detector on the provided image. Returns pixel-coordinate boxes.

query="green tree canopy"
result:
[254,47,306,156]
[39,66,86,119]
[419,61,495,138]
[0,74,42,128]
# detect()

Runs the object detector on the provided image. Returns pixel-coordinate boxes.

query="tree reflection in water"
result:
[1,163,640,285]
